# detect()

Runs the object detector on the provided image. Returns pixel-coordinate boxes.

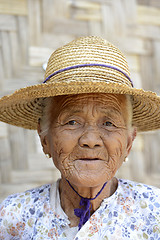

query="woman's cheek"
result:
[50,130,77,163]
[59,130,79,152]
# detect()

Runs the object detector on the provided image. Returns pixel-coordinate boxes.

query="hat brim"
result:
[0,80,160,131]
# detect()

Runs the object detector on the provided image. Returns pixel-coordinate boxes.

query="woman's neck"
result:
[59,177,118,227]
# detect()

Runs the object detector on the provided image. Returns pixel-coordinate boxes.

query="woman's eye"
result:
[103,121,114,127]
[66,120,77,125]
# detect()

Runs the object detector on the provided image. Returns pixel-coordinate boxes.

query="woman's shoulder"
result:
[0,183,52,223]
[1,183,51,208]
[119,178,160,191]
[0,183,52,238]
[118,178,160,202]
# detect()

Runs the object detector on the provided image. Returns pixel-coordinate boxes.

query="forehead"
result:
[51,93,127,115]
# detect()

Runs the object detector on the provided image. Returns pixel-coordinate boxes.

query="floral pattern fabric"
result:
[0,179,160,239]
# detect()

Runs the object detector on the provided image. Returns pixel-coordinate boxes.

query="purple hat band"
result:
[43,63,134,87]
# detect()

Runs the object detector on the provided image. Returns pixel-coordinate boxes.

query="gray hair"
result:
[39,94,133,138]
[39,97,53,137]
[125,94,133,131]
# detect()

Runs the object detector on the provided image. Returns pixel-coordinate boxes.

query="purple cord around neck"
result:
[43,63,134,87]
[66,179,108,230]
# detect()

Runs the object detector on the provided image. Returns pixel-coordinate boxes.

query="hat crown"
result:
[45,36,131,87]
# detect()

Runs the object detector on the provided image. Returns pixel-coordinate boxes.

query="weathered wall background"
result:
[0,0,160,202]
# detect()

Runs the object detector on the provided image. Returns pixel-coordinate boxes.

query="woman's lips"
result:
[77,158,102,161]
[74,158,104,170]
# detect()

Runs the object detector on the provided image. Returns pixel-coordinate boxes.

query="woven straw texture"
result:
[0,36,160,132]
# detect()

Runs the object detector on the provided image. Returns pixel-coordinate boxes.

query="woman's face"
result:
[40,93,135,188]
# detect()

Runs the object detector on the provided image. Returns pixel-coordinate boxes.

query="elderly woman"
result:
[0,36,160,239]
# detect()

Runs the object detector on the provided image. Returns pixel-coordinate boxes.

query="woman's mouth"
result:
[78,158,102,161]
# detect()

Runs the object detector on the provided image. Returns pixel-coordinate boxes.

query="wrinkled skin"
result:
[38,93,136,226]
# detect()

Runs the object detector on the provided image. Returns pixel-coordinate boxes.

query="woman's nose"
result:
[79,127,103,149]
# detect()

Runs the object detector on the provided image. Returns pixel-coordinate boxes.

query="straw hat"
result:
[0,36,160,131]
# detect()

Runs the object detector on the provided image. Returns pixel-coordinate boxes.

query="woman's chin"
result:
[67,172,109,188]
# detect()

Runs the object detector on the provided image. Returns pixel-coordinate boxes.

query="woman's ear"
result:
[37,120,50,155]
[126,127,137,156]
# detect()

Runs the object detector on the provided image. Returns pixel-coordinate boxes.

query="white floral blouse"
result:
[0,179,160,240]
